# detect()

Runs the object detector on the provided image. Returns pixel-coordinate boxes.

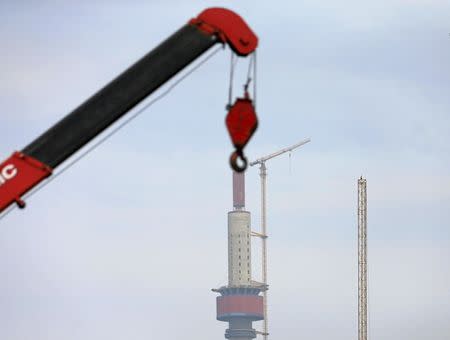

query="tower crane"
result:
[249,138,311,340]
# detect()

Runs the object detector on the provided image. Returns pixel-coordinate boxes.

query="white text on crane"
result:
[0,164,18,185]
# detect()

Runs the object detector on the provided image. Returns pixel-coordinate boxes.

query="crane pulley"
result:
[225,48,258,172]
[226,92,258,172]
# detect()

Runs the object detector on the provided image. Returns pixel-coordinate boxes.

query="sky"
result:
[0,1,449,339]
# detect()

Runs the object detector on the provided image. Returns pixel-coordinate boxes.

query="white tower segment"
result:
[228,210,252,286]
[358,177,368,340]
[249,138,311,340]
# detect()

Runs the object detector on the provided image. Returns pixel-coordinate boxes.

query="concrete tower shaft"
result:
[228,211,252,286]
[213,171,264,340]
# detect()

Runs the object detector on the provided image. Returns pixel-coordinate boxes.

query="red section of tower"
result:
[233,171,245,209]
[217,295,264,321]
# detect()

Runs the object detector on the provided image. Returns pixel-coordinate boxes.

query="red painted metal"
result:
[225,96,258,152]
[189,8,258,56]
[0,152,52,212]
[233,171,245,208]
[217,295,264,320]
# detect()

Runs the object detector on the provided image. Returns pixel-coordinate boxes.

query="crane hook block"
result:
[226,96,258,173]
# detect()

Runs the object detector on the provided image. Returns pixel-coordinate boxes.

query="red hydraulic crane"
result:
[0,7,259,215]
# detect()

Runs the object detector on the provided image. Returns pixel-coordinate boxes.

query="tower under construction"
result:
[213,171,264,340]
[358,177,368,340]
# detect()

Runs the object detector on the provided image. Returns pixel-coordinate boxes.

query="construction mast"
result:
[358,177,368,340]
[249,138,311,340]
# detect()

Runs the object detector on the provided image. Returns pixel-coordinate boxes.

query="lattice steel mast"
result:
[358,177,368,340]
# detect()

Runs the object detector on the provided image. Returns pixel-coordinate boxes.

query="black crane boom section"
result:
[23,25,217,168]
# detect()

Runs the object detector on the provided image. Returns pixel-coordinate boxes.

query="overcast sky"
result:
[0,1,449,340]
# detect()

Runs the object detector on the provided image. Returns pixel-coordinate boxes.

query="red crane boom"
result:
[0,7,259,214]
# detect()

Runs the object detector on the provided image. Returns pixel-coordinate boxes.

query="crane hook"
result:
[225,94,258,173]
[230,149,248,173]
